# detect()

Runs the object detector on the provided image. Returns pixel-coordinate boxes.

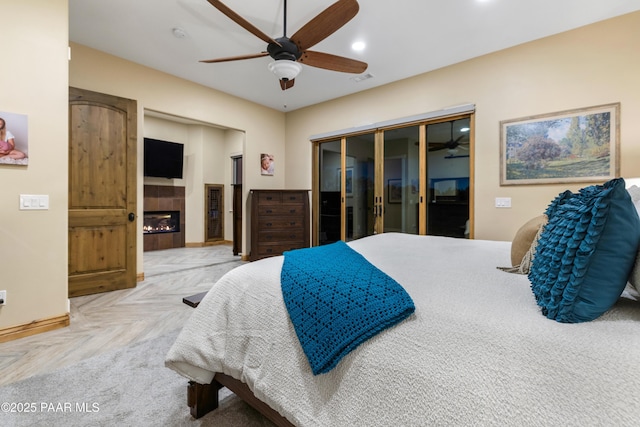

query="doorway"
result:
[231,155,243,255]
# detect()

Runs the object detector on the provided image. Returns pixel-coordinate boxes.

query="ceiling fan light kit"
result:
[268,60,302,82]
[202,0,368,90]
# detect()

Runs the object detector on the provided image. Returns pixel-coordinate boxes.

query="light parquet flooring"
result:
[0,244,245,387]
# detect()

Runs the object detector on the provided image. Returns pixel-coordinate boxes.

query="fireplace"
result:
[144,185,185,251]
[143,211,180,234]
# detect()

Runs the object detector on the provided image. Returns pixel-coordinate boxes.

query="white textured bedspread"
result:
[165,233,640,426]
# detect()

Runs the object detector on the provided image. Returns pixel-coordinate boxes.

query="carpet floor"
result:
[0,330,275,426]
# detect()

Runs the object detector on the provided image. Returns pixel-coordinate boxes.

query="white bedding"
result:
[165,233,640,426]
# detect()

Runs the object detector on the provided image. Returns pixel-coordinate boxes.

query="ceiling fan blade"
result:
[279,79,295,91]
[291,0,359,51]
[428,146,446,152]
[205,0,281,46]
[200,52,269,63]
[299,50,367,73]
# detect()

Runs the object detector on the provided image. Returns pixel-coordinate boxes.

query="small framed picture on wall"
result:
[0,111,29,166]
[261,153,274,176]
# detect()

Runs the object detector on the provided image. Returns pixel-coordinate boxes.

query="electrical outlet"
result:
[0,290,6,305]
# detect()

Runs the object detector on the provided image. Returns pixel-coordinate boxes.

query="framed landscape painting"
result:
[500,103,620,185]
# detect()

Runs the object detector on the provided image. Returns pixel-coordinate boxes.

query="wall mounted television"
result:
[143,138,184,179]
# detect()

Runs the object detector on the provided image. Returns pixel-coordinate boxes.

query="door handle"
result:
[128,212,135,222]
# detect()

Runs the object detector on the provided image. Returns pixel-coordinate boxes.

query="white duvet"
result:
[165,233,640,426]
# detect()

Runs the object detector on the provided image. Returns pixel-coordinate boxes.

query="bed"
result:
[166,229,640,426]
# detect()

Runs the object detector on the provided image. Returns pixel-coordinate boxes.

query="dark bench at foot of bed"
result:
[187,373,295,427]
[182,291,208,308]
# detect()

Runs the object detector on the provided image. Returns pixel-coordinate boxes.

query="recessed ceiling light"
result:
[351,41,366,51]
[172,27,187,39]
[460,127,470,132]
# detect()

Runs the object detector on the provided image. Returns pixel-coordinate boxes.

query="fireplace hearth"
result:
[143,211,180,234]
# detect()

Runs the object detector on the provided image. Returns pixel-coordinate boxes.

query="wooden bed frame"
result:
[182,293,294,425]
[187,373,295,426]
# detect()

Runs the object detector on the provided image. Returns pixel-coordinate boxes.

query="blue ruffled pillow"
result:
[529,178,640,323]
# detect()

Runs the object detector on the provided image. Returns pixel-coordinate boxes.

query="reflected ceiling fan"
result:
[201,0,368,90]
[428,122,469,152]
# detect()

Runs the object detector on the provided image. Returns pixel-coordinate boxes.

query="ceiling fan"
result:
[200,0,368,90]
[428,122,469,152]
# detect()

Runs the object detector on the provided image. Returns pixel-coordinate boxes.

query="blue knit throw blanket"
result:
[281,241,415,375]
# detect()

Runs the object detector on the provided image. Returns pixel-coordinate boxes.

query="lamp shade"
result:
[268,60,302,81]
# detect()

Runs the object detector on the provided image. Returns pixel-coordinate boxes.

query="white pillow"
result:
[628,251,640,293]
[625,183,640,292]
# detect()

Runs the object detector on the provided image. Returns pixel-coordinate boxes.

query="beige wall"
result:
[221,129,244,240]
[285,11,640,241]
[0,1,69,329]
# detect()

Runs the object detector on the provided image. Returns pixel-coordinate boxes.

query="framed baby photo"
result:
[261,153,274,176]
[0,110,28,165]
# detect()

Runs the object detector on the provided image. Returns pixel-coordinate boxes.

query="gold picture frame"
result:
[500,103,620,185]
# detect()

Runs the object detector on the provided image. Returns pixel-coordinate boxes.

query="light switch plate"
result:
[495,197,512,208]
[20,194,49,210]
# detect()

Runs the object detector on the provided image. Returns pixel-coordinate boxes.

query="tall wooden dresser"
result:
[250,189,310,261]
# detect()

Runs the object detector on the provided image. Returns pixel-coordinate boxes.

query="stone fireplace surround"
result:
[143,185,185,251]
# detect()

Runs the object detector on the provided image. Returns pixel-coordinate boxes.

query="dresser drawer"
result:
[258,229,306,242]
[280,192,307,204]
[258,217,305,229]
[256,192,282,205]
[255,242,306,257]
[255,204,304,216]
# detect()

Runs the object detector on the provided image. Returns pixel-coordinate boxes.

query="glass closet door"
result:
[425,118,471,237]
[382,126,421,235]
[314,114,472,244]
[345,133,376,241]
[318,139,342,245]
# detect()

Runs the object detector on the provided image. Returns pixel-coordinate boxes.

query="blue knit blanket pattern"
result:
[281,240,415,375]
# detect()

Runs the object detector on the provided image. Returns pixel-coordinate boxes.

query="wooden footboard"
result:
[187,373,295,427]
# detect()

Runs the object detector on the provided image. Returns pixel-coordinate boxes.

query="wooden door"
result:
[68,87,137,297]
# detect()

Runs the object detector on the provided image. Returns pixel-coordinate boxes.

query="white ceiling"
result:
[69,0,640,112]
